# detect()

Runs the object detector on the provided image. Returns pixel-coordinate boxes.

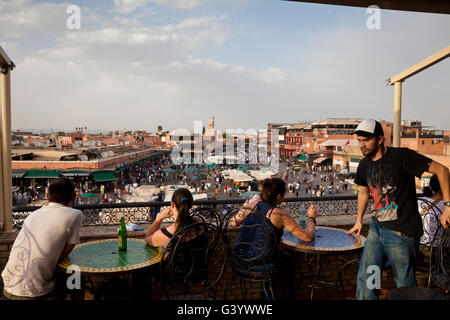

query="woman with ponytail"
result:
[145,188,209,286]
[145,188,199,247]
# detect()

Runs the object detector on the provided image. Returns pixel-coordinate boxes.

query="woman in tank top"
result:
[145,188,203,247]
[229,177,317,299]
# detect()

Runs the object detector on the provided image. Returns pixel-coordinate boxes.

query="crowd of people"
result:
[12,187,40,206]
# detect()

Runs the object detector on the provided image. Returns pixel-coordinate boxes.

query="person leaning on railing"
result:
[228,177,317,300]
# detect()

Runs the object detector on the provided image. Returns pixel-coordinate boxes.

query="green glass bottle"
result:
[118,217,127,251]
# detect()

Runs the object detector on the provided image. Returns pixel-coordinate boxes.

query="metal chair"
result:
[190,206,223,229]
[159,221,228,300]
[417,198,450,293]
[224,207,281,300]
[336,251,363,300]
[427,227,450,294]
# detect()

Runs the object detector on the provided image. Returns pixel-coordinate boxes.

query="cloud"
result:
[31,14,230,68]
[0,0,112,39]
[277,10,450,128]
[8,7,285,131]
[0,0,68,38]
[113,0,150,14]
[5,1,450,132]
[112,0,209,13]
[0,41,17,51]
[11,45,288,131]
[152,0,207,10]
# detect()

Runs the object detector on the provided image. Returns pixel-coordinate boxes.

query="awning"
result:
[92,171,118,182]
[12,171,27,178]
[24,170,61,179]
[296,154,307,161]
[61,170,91,177]
[313,157,329,164]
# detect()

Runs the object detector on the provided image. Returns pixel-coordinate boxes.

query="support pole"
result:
[393,81,402,148]
[1,67,13,232]
[388,46,450,148]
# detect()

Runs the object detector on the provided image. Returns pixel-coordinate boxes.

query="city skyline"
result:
[12,115,450,135]
[1,0,450,132]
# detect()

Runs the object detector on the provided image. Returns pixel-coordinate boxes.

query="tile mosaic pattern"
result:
[58,239,162,273]
[282,226,366,252]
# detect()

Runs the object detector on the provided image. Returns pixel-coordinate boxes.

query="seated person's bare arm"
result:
[145,207,173,247]
[272,205,317,242]
[228,200,257,228]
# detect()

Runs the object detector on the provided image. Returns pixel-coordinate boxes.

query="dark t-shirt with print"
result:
[355,147,432,239]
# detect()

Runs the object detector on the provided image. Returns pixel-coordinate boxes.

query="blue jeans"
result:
[356,218,419,300]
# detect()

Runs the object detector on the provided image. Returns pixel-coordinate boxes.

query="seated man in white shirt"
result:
[1,178,83,300]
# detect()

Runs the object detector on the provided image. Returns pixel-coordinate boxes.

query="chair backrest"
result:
[229,207,278,269]
[429,228,450,291]
[190,206,223,229]
[159,222,228,299]
[418,198,450,291]
[418,198,445,247]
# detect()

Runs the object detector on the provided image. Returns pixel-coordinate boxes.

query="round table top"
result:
[282,226,366,254]
[58,238,162,274]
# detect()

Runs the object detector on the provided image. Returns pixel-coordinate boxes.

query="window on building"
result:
[422,140,424,145]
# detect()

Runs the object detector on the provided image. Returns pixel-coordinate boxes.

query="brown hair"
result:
[423,174,441,197]
[48,178,76,205]
[259,178,286,205]
[171,188,194,233]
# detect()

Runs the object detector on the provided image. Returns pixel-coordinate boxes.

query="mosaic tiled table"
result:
[282,226,366,254]
[58,238,162,300]
[58,238,163,275]
[282,226,366,300]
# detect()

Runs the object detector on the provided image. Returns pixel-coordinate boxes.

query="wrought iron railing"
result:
[11,195,371,229]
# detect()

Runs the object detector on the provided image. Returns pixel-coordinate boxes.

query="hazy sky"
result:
[1,0,449,133]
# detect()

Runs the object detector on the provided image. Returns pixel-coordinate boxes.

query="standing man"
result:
[2,178,83,300]
[347,119,450,300]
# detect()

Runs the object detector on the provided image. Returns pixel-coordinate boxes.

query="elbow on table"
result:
[144,236,153,246]
[295,230,314,242]
[303,234,314,242]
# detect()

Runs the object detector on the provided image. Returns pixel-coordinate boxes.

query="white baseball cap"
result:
[354,119,384,137]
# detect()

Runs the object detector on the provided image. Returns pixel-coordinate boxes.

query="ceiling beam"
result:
[0,46,14,74]
[284,0,450,15]
[388,46,450,84]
